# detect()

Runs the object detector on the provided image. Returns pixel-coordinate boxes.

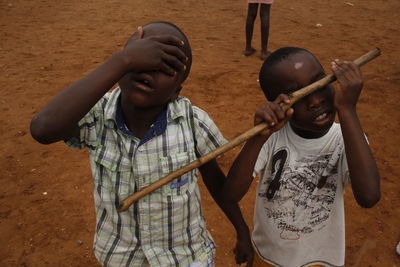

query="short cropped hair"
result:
[259,47,314,101]
[145,21,192,82]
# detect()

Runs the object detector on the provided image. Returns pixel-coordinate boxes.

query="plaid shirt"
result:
[65,88,227,267]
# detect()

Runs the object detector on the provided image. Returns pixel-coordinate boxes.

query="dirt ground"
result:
[1,0,399,266]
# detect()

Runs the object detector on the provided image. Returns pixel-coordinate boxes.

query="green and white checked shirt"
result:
[65,88,227,267]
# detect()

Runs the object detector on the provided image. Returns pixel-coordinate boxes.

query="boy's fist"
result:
[254,94,293,135]
[331,59,364,110]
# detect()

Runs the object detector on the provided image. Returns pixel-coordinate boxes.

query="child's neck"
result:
[122,102,168,139]
[289,122,331,139]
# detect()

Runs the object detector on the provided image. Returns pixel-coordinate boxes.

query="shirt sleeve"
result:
[192,106,228,156]
[64,97,107,150]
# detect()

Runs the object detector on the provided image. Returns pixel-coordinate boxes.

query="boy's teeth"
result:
[316,113,327,121]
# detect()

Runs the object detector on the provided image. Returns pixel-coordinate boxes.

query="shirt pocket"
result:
[92,146,133,196]
[159,151,197,196]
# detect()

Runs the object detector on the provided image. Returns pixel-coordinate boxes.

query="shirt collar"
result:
[104,88,186,145]
[116,105,168,145]
[167,96,186,122]
[104,88,186,123]
[104,87,122,127]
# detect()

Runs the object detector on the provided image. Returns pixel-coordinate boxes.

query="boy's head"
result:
[119,21,192,108]
[259,47,336,138]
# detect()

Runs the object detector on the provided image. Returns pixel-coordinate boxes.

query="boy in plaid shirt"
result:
[30,22,252,266]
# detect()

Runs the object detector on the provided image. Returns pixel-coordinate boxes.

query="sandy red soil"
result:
[1,0,399,266]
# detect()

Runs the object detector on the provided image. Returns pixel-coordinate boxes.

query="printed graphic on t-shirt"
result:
[258,147,339,240]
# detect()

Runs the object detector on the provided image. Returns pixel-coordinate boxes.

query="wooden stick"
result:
[118,48,381,212]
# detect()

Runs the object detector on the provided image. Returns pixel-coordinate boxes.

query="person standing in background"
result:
[243,0,273,60]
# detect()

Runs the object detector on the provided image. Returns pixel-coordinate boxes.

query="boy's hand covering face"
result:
[121,26,188,76]
[254,94,294,135]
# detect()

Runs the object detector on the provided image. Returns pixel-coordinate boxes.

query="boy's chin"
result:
[313,116,335,132]
[290,121,334,139]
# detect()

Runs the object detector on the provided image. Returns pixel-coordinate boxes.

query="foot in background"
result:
[244,47,256,56]
[260,50,272,60]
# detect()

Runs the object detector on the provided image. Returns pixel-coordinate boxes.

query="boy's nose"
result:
[307,91,325,110]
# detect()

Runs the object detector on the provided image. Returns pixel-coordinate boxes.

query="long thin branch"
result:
[118,48,381,212]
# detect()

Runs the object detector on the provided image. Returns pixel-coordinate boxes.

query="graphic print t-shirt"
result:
[253,123,349,267]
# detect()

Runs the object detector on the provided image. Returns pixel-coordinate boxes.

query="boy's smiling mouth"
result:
[312,110,333,125]
[315,112,327,121]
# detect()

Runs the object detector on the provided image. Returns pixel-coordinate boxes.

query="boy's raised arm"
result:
[223,95,293,203]
[30,27,187,144]
[223,135,269,203]
[332,60,380,208]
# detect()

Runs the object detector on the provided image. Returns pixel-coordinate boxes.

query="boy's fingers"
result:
[163,44,188,64]
[271,94,290,120]
[336,62,356,82]
[279,110,292,124]
[333,60,354,74]
[261,113,276,127]
[286,108,294,117]
[265,110,278,126]
[136,26,144,39]
[270,103,286,120]
[155,35,185,47]
[137,26,144,39]
[332,61,346,79]
[255,108,276,127]
[131,26,144,40]
[274,93,291,105]
[159,62,176,76]
[348,62,363,78]
[162,53,186,72]
[283,108,294,124]
[270,108,293,131]
[337,63,352,79]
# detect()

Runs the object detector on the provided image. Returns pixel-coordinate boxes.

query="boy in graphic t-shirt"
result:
[223,47,380,267]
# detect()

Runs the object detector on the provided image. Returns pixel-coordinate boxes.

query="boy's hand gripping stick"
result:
[118,48,381,212]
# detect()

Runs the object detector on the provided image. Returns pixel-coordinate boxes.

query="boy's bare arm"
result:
[213,98,292,265]
[332,60,380,208]
[199,159,253,266]
[223,136,268,203]
[30,27,187,144]
[222,95,293,203]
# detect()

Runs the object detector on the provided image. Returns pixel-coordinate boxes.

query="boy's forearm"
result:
[210,182,253,254]
[200,161,251,238]
[219,201,251,238]
[208,177,251,239]
[338,108,380,208]
[30,52,128,144]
